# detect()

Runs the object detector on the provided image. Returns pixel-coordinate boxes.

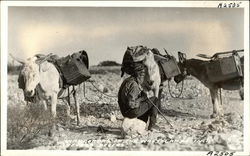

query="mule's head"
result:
[20,56,40,97]
[143,49,155,68]
[174,51,188,83]
[142,49,162,90]
[142,50,156,85]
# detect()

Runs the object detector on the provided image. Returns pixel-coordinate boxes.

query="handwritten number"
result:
[218,2,241,8]
[229,152,235,156]
[207,151,213,156]
[219,152,224,156]
[206,151,235,156]
[214,151,219,156]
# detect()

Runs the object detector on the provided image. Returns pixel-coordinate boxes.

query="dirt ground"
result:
[7,67,244,151]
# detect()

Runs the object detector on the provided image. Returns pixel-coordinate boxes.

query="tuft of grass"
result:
[8,65,22,75]
[89,66,121,75]
[97,60,121,66]
[7,104,53,149]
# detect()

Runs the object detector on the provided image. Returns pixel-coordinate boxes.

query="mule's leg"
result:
[49,93,57,137]
[158,87,163,111]
[152,83,160,98]
[239,87,244,100]
[239,83,244,100]
[66,87,71,117]
[42,100,48,111]
[154,87,160,98]
[51,93,57,119]
[209,88,223,118]
[73,86,80,126]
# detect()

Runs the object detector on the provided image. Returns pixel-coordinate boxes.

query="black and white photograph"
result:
[1,1,249,156]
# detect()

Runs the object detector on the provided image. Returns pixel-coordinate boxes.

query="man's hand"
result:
[141,91,148,97]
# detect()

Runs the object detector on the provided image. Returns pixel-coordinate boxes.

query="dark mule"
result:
[175,52,243,118]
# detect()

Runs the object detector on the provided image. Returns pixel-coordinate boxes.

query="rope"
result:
[146,97,173,128]
[167,78,185,98]
[83,82,104,103]
[57,87,75,100]
[88,80,117,98]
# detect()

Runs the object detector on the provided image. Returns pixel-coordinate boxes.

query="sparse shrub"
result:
[7,104,53,149]
[8,65,22,75]
[89,66,121,75]
[97,61,121,66]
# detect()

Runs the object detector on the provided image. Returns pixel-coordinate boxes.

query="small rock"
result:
[66,146,79,150]
[89,107,95,112]
[52,136,59,142]
[58,127,64,132]
[110,114,116,122]
[149,132,166,140]
[225,113,242,125]
[59,133,66,138]
[116,114,124,120]
[103,87,109,93]
[98,84,104,92]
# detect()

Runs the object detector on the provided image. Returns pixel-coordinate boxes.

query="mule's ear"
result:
[9,53,25,65]
[34,54,46,59]
[36,53,53,65]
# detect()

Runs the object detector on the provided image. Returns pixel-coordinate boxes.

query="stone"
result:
[121,118,147,136]
[58,127,64,132]
[103,87,109,93]
[225,113,242,125]
[96,84,104,92]
[110,114,116,122]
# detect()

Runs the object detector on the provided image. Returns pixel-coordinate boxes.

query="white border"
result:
[243,2,250,156]
[1,1,249,156]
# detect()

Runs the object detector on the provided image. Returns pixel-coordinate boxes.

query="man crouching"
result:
[118,62,160,134]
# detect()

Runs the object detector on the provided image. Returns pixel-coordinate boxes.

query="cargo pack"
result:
[205,54,243,83]
[121,46,180,81]
[56,50,91,86]
[154,54,181,81]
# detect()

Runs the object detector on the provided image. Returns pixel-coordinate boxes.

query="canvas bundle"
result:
[121,46,148,77]
[56,50,91,85]
[205,54,243,83]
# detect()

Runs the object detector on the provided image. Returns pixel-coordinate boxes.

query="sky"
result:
[8,7,244,65]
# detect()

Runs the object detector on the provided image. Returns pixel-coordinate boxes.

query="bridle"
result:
[178,51,189,77]
[167,51,188,98]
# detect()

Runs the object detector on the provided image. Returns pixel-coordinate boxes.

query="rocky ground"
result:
[7,66,244,151]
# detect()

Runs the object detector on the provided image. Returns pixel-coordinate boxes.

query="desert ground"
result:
[7,66,244,151]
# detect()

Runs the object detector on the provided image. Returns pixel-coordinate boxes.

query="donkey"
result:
[14,54,81,136]
[175,52,244,118]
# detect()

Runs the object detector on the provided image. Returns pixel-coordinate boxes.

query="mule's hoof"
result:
[240,94,244,100]
[48,130,55,137]
[48,132,53,137]
[210,113,224,119]
[120,130,126,139]
[76,122,80,126]
[210,113,220,119]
